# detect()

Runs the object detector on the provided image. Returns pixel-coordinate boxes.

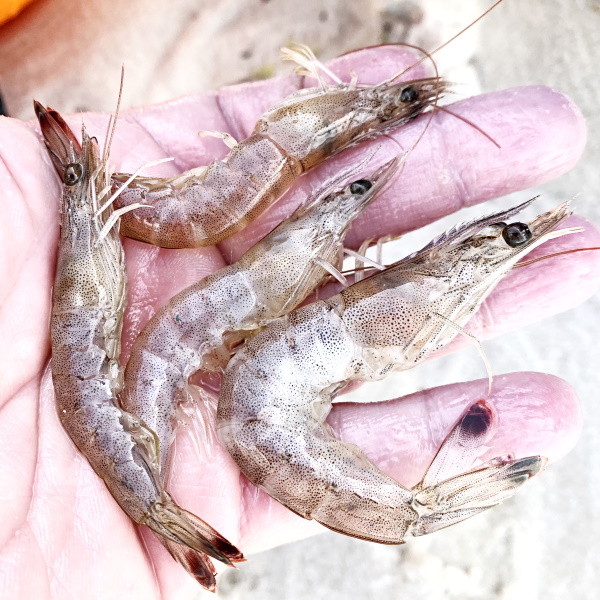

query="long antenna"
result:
[390,0,506,83]
[515,247,600,268]
[103,65,125,164]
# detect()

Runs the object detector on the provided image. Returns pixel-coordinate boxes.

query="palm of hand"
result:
[0,47,597,598]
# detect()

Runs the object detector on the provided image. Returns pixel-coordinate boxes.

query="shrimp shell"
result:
[112,47,445,248]
[36,103,243,591]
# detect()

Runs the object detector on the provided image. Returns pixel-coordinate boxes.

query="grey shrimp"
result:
[36,103,243,591]
[217,198,579,543]
[111,46,445,248]
[122,157,400,474]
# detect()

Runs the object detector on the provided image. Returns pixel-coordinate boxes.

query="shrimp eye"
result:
[64,163,83,186]
[399,86,419,103]
[502,222,532,247]
[349,180,373,195]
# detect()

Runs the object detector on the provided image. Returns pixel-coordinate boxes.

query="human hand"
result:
[1,46,598,599]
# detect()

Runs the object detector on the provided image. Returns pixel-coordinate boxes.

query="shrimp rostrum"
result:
[36,103,243,590]
[218,198,579,543]
[112,45,445,248]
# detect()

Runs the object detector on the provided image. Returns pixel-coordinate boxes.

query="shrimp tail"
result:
[144,499,245,565]
[410,455,546,536]
[409,400,546,536]
[159,538,218,592]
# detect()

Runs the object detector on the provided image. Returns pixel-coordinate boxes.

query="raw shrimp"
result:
[36,102,243,590]
[217,198,579,542]
[111,46,445,248]
[122,156,400,474]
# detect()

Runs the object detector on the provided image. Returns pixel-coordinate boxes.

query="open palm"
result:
[1,47,598,599]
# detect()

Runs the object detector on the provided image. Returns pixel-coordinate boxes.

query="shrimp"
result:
[217,197,580,542]
[36,102,243,591]
[122,156,400,474]
[111,45,445,248]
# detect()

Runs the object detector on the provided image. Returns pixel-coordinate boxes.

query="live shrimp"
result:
[36,103,243,591]
[111,46,445,248]
[122,156,400,474]
[217,198,580,542]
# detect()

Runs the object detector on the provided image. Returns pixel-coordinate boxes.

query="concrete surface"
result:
[1,0,599,598]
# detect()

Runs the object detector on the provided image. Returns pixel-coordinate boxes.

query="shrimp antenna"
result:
[434,105,501,148]
[103,65,125,165]
[514,247,600,268]
[386,0,506,84]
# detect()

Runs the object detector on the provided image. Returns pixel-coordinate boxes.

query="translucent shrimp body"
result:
[37,104,242,590]
[218,199,577,543]
[122,158,399,473]
[112,48,444,248]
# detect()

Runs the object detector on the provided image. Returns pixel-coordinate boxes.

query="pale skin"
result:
[0,47,599,598]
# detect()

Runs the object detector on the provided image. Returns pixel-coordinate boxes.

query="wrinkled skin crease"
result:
[0,46,597,599]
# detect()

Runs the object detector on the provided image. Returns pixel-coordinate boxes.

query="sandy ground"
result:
[1,0,599,598]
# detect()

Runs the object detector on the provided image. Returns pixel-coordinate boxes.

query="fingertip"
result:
[485,372,582,464]
[545,86,587,167]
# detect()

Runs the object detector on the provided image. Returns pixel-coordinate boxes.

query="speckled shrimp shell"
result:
[36,103,243,591]
[121,157,400,475]
[111,45,445,248]
[217,198,579,543]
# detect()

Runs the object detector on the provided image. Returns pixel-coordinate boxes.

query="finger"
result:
[220,84,586,260]
[239,371,581,553]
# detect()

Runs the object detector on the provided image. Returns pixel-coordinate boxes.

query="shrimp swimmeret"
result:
[111,45,446,248]
[217,198,580,542]
[36,102,243,591]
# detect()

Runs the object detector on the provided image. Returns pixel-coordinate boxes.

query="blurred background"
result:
[1,0,599,598]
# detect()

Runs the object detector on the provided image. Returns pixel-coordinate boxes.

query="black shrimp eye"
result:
[64,162,83,186]
[502,222,532,247]
[399,86,419,103]
[349,179,373,195]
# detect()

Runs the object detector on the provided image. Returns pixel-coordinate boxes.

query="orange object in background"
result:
[0,0,36,25]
